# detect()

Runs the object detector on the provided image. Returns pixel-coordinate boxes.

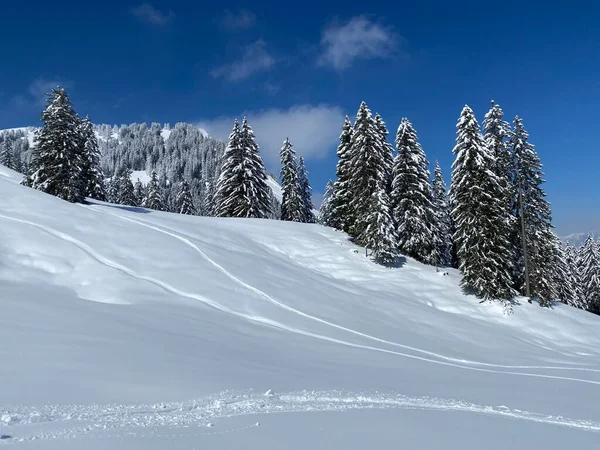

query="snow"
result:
[160,128,172,141]
[1,164,600,449]
[0,127,36,147]
[130,170,151,185]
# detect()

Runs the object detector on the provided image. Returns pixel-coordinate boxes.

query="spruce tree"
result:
[563,242,586,309]
[215,118,272,218]
[176,179,196,215]
[317,180,336,226]
[332,116,354,232]
[30,87,86,203]
[279,138,303,222]
[362,186,397,265]
[107,173,119,203]
[133,179,145,206]
[117,169,136,206]
[432,161,453,266]
[450,105,515,301]
[298,156,316,223]
[554,241,584,308]
[579,236,600,314]
[0,140,14,169]
[348,101,386,242]
[79,116,106,201]
[144,170,163,210]
[391,118,438,265]
[510,116,556,305]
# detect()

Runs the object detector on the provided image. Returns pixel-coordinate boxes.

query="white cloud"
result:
[219,9,256,31]
[130,3,174,27]
[318,16,402,70]
[197,104,345,167]
[211,40,275,82]
[11,78,71,108]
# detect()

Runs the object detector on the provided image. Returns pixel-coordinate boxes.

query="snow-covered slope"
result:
[1,165,600,449]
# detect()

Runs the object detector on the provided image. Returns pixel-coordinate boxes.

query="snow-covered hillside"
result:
[1,164,599,449]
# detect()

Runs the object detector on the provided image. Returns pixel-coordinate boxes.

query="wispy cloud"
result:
[11,78,71,109]
[197,104,345,167]
[211,40,275,82]
[318,16,403,70]
[219,9,256,31]
[130,3,174,27]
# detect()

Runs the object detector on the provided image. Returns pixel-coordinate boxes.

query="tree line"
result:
[317,101,598,314]
[6,87,598,314]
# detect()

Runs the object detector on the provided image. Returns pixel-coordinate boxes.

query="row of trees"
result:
[17,87,304,222]
[318,100,596,313]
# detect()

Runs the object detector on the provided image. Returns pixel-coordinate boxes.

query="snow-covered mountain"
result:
[561,232,600,247]
[1,164,600,449]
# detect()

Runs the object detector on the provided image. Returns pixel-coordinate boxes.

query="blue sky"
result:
[1,1,598,234]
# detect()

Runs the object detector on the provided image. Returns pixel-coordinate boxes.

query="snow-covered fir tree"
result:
[176,179,196,215]
[563,242,586,309]
[578,236,600,314]
[279,138,303,222]
[483,101,514,190]
[29,88,86,203]
[215,118,272,218]
[332,116,354,233]
[298,156,315,223]
[450,105,515,302]
[107,174,119,203]
[0,139,14,169]
[554,241,584,309]
[133,179,145,206]
[362,184,397,265]
[143,170,163,211]
[391,118,438,265]
[510,116,556,305]
[317,181,336,227]
[432,161,453,267]
[348,102,390,243]
[117,169,136,206]
[79,116,106,201]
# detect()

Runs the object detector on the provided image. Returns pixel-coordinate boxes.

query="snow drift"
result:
[0,165,599,449]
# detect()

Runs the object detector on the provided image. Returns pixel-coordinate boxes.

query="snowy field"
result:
[0,164,599,449]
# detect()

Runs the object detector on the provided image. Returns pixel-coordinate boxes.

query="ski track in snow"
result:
[2,390,600,443]
[2,210,600,388]
[83,206,600,379]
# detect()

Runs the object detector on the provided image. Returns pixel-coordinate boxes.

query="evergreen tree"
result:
[348,101,387,243]
[117,169,136,206]
[215,118,272,218]
[143,170,163,210]
[450,105,515,302]
[79,116,106,201]
[0,140,14,169]
[133,179,145,206]
[29,88,86,203]
[374,113,394,192]
[298,156,316,223]
[432,161,453,266]
[362,186,397,265]
[176,179,196,215]
[510,116,556,305]
[554,241,584,308]
[107,173,119,203]
[332,116,354,232]
[391,118,438,265]
[563,242,586,309]
[317,180,336,226]
[579,236,600,314]
[483,101,513,188]
[279,138,303,222]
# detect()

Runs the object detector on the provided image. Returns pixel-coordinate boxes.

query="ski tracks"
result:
[2,389,600,444]
[83,207,600,381]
